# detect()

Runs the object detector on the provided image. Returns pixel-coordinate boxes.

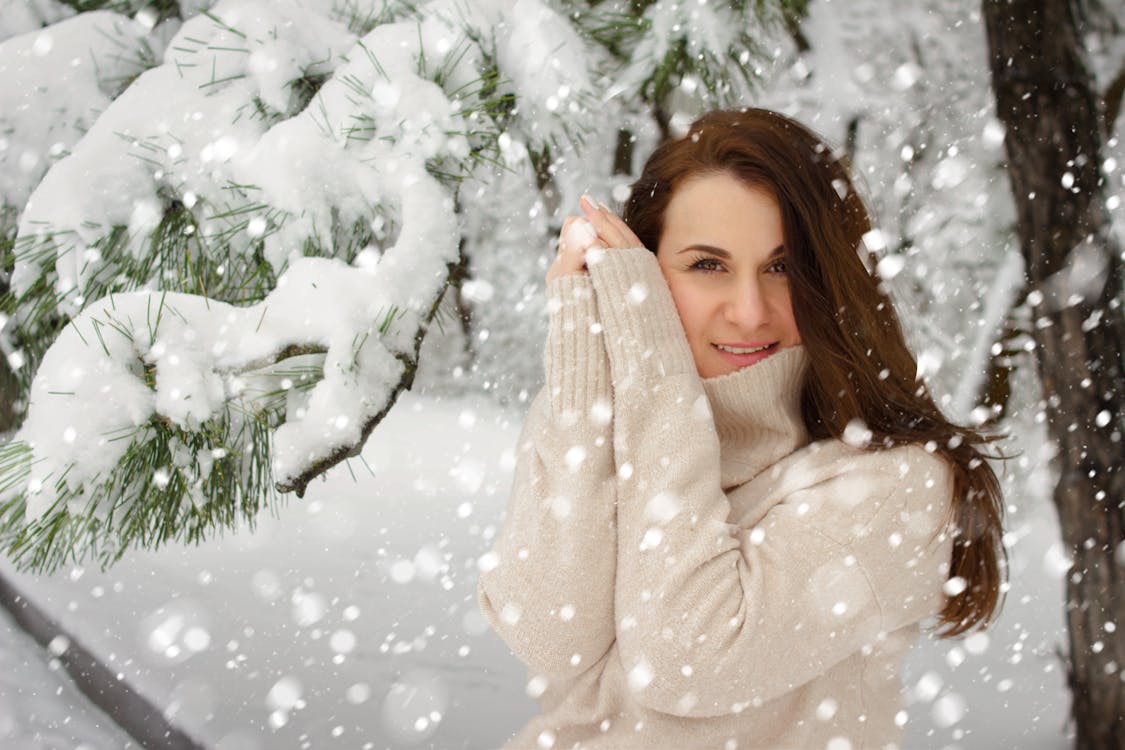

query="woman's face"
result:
[655,171,802,379]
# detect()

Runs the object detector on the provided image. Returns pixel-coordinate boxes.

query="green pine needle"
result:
[0,403,282,574]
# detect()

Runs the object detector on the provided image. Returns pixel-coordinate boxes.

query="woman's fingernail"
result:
[580,194,598,210]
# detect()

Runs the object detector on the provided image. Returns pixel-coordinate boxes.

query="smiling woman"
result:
[478,108,1007,750]
[654,171,801,378]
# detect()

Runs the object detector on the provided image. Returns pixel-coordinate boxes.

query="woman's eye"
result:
[689,257,723,272]
[766,258,788,274]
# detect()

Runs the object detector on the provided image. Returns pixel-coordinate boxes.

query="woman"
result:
[477,108,1006,750]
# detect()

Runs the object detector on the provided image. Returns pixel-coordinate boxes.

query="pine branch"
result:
[0,0,805,575]
[275,251,462,497]
[0,407,279,574]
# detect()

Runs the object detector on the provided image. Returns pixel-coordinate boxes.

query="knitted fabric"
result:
[479,248,954,749]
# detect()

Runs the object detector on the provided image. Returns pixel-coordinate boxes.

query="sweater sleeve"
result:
[587,248,954,716]
[477,273,618,681]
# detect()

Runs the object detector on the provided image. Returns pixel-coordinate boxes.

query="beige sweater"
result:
[478,247,955,750]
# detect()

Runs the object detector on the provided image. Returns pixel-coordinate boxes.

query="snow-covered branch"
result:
[0,0,608,571]
[0,11,155,235]
[0,0,785,572]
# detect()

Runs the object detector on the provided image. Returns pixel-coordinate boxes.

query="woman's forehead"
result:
[659,174,784,257]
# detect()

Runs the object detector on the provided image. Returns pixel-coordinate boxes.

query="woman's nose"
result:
[723,281,770,329]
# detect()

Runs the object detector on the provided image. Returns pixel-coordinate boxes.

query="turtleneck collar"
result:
[701,344,811,490]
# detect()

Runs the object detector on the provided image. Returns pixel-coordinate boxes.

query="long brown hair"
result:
[622,108,1007,637]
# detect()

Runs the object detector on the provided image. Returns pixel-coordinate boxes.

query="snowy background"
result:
[3,0,1118,747]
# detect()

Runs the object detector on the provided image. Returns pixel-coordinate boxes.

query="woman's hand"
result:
[546,196,646,284]
[577,195,645,251]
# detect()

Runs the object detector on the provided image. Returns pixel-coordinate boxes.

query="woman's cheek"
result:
[666,280,707,332]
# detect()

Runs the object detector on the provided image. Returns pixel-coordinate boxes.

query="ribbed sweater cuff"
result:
[587,247,696,381]
[544,274,611,416]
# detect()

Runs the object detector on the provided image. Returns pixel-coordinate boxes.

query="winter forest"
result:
[0,0,1122,747]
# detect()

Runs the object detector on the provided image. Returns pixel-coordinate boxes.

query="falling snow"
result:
[0,0,1108,747]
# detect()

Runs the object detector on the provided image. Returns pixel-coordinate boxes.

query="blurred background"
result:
[1,0,1121,747]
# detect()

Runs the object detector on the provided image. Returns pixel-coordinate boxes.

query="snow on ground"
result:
[1,388,1072,748]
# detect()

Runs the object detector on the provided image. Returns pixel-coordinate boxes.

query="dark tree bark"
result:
[983,1,1125,747]
[0,271,20,434]
[0,358,18,434]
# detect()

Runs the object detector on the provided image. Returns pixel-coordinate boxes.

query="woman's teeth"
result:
[715,343,773,354]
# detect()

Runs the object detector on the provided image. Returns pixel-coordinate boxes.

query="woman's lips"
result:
[711,342,779,368]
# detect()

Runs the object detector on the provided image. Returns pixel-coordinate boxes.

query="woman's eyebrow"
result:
[677,244,785,258]
[677,244,731,258]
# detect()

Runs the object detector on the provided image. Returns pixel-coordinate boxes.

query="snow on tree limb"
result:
[0,169,455,569]
[9,1,358,317]
[8,212,443,516]
[0,0,782,572]
[0,11,155,233]
[0,0,75,42]
[0,0,607,572]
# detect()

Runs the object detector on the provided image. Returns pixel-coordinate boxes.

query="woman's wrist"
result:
[586,247,698,382]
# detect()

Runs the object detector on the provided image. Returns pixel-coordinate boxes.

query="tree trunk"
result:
[983,1,1125,747]
[0,357,18,434]
[0,271,20,435]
